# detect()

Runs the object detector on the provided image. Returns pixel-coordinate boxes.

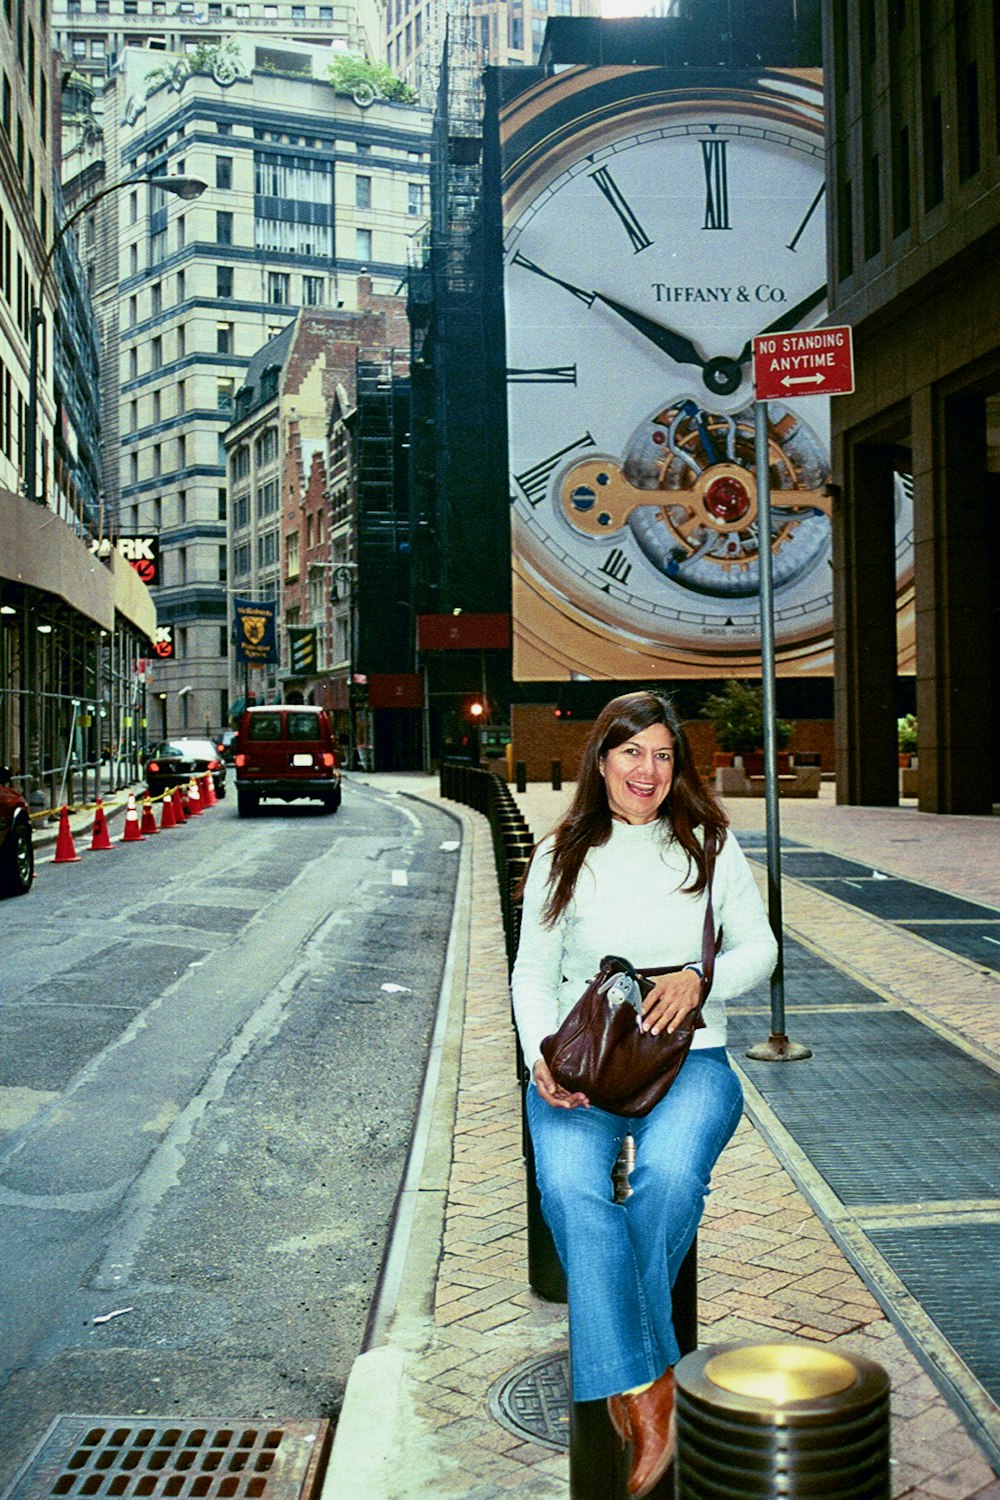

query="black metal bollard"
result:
[516,759,527,793]
[552,759,562,791]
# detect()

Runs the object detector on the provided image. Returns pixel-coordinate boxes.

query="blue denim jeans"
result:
[526,1047,743,1403]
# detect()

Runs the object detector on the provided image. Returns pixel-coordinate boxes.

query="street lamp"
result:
[23,174,208,507]
[309,560,359,767]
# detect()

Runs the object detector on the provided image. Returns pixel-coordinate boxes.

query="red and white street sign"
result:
[752,324,854,400]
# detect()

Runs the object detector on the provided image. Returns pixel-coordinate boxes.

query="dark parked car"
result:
[215,728,238,763]
[145,738,227,799]
[0,766,34,897]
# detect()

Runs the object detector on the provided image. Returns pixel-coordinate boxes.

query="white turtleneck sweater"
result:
[511,820,777,1070]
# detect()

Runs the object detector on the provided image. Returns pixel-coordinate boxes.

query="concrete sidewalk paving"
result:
[325,774,999,1500]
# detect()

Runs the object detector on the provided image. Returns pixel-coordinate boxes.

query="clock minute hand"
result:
[594,292,708,372]
[736,284,828,365]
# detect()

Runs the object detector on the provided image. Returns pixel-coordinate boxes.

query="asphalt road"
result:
[0,779,461,1489]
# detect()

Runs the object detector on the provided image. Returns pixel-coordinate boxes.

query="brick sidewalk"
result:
[325,775,999,1500]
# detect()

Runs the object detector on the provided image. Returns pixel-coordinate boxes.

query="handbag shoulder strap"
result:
[700,830,718,999]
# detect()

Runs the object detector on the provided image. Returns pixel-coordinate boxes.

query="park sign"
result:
[752,325,855,400]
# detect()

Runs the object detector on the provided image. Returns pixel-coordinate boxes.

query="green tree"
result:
[326,55,417,104]
[702,680,792,756]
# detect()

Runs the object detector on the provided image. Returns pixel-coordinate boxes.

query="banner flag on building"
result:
[288,626,318,676]
[233,597,278,664]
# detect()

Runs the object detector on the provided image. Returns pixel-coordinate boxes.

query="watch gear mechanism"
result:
[622,400,830,599]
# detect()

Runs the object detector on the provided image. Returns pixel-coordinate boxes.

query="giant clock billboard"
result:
[501,67,914,680]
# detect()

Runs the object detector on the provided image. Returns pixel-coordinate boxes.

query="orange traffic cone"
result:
[178,784,190,819]
[140,796,159,835]
[187,776,202,814]
[201,771,216,807]
[121,792,144,842]
[53,805,81,863]
[160,790,176,830]
[90,799,113,851]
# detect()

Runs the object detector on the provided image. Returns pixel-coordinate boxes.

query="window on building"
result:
[319,5,332,16]
[217,320,233,353]
[151,335,162,369]
[355,174,371,209]
[233,444,250,480]
[153,495,162,529]
[291,3,305,15]
[177,324,186,358]
[129,347,138,379]
[255,426,279,465]
[151,280,162,315]
[217,264,233,298]
[267,270,290,303]
[152,389,161,422]
[129,242,138,275]
[176,215,185,249]
[355,227,372,262]
[129,452,139,485]
[177,380,186,413]
[153,443,162,476]
[177,548,187,585]
[258,529,280,568]
[177,269,185,302]
[176,434,186,468]
[287,529,300,577]
[218,487,227,519]
[217,120,233,134]
[923,93,944,210]
[234,542,250,575]
[302,274,324,305]
[217,377,235,413]
[178,489,187,524]
[407,181,424,216]
[234,492,250,528]
[129,294,138,325]
[257,477,279,515]
[91,38,105,57]
[216,210,233,244]
[71,38,86,57]
[219,545,227,583]
[129,190,138,224]
[216,155,232,190]
[130,399,138,432]
[263,3,277,15]
[150,227,167,262]
[892,124,911,236]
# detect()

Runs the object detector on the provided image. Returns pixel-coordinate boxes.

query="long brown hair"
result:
[538,690,727,925]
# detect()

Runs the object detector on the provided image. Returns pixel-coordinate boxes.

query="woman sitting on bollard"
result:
[511,690,776,1498]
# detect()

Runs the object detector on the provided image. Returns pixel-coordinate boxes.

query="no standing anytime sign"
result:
[752,325,855,401]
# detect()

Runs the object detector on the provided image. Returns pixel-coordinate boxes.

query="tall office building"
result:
[52,0,385,92]
[386,0,600,101]
[2,0,155,800]
[66,40,429,738]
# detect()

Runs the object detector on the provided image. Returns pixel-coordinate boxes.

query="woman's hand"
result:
[640,968,703,1037]
[533,1057,590,1109]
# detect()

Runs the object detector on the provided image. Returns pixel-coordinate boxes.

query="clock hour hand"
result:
[593,293,708,372]
[736,284,828,365]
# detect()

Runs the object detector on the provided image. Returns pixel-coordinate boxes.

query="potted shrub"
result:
[897,714,918,767]
[702,680,793,777]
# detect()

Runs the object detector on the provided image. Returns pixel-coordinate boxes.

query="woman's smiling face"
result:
[599,723,675,824]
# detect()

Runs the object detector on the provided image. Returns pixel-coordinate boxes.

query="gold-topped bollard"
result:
[674,1341,890,1499]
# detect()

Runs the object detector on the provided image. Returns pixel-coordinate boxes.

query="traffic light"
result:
[553,706,573,719]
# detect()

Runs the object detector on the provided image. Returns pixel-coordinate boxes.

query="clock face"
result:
[502,75,874,679]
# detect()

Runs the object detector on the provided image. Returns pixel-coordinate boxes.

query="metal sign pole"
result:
[746,398,811,1063]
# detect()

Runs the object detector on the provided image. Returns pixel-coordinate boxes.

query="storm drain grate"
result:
[866,1224,1000,1405]
[0,1418,330,1500]
[900,921,1000,972]
[488,1351,570,1451]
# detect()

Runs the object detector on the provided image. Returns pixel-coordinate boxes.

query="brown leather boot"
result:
[605,1367,676,1498]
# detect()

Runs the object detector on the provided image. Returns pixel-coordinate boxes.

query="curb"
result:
[319,791,475,1500]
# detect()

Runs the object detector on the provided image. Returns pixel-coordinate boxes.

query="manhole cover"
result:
[1,1417,330,1500]
[488,1351,570,1451]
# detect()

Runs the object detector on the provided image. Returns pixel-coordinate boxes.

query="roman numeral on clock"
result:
[701,139,730,230]
[589,166,653,254]
[507,365,577,384]
[599,547,632,586]
[513,432,595,507]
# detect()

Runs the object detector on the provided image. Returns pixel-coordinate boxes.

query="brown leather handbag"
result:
[540,834,718,1117]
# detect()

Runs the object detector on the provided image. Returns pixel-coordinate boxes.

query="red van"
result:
[234,705,342,817]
